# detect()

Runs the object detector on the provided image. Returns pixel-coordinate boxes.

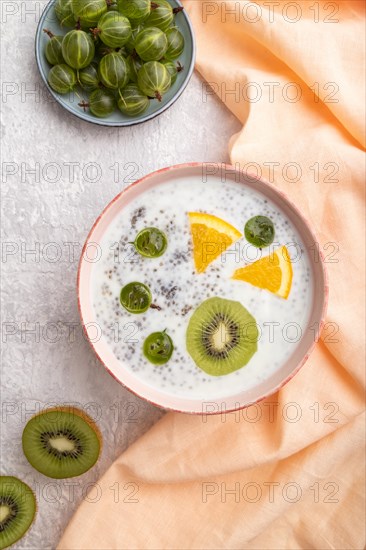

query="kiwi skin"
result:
[0,476,36,550]
[22,406,102,479]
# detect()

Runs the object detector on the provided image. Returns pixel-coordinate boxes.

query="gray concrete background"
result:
[0,1,241,547]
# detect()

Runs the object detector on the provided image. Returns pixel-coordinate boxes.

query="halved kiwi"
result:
[186,297,258,376]
[0,476,36,549]
[22,407,101,479]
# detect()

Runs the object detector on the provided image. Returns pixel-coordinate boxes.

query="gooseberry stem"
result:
[176,61,184,72]
[150,303,162,311]
[155,91,162,102]
[150,2,183,13]
[75,18,81,30]
[78,100,89,111]
[90,28,101,39]
[43,29,54,39]
[74,87,88,108]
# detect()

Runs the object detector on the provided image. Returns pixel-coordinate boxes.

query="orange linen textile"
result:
[58,2,366,548]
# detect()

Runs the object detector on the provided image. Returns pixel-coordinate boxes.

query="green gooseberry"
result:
[120,282,152,313]
[132,227,168,257]
[135,27,168,61]
[93,11,131,48]
[87,88,116,117]
[143,330,174,365]
[118,84,149,116]
[43,30,64,65]
[162,60,183,85]
[124,25,143,53]
[244,216,275,248]
[71,0,107,26]
[126,54,143,83]
[144,0,173,32]
[117,0,150,22]
[165,27,184,59]
[137,61,171,101]
[62,29,95,69]
[54,0,75,27]
[78,63,100,90]
[145,0,184,31]
[48,64,77,94]
[98,51,129,89]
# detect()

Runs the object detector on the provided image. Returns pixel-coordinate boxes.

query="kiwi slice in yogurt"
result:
[186,297,258,376]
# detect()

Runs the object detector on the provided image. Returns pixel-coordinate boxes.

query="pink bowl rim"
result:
[77,162,329,415]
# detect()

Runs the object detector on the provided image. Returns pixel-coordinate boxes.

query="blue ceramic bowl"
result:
[35,0,196,126]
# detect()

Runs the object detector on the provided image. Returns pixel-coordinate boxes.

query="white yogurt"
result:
[92,176,313,400]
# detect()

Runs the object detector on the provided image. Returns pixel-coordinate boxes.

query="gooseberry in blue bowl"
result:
[35,0,195,126]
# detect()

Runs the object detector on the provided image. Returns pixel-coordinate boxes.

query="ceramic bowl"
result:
[78,164,328,413]
[35,0,195,126]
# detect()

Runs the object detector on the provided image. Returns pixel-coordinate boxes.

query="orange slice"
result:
[232,245,293,299]
[188,212,242,273]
